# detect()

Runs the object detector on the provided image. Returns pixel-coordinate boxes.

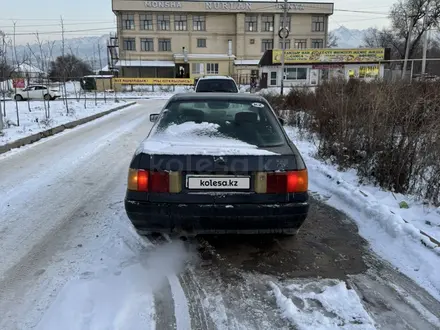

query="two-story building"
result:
[110,0,334,80]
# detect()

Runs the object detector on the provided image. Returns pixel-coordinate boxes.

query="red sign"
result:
[13,78,25,88]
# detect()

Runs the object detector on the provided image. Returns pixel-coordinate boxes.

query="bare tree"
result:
[60,16,69,114]
[327,31,339,48]
[27,33,51,119]
[12,22,21,125]
[364,0,440,59]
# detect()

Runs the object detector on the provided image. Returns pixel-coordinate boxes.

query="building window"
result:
[311,39,324,48]
[284,67,308,80]
[157,14,170,31]
[207,63,219,74]
[280,15,291,30]
[261,39,273,52]
[140,38,154,51]
[140,14,153,30]
[175,14,187,31]
[279,39,291,49]
[270,72,277,85]
[123,38,136,51]
[158,38,171,51]
[122,14,135,30]
[312,16,325,32]
[245,15,258,32]
[193,15,206,31]
[262,15,274,32]
[192,63,204,74]
[197,39,206,48]
[294,39,307,49]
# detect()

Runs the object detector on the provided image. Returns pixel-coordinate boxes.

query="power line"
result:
[2,27,116,36]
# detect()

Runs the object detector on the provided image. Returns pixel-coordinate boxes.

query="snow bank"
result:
[142,121,277,155]
[269,279,376,330]
[0,100,134,147]
[286,126,440,301]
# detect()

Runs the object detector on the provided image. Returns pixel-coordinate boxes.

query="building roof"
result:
[115,60,175,67]
[234,60,259,66]
[15,63,45,74]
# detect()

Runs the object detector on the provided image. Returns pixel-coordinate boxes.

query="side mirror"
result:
[278,117,285,126]
[150,114,160,122]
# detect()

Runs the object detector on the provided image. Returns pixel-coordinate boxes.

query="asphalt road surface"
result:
[0,99,439,330]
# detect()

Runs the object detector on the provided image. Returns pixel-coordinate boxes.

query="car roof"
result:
[197,75,234,80]
[169,92,267,102]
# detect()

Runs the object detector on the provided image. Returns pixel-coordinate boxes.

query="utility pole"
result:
[0,31,5,131]
[402,16,414,79]
[280,0,288,95]
[421,1,430,76]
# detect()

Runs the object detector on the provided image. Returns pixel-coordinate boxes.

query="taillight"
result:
[266,170,308,193]
[137,170,149,191]
[127,169,171,193]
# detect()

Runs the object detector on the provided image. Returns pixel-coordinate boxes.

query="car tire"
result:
[14,94,23,101]
[44,94,51,101]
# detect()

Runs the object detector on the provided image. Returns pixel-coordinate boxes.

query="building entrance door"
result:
[261,72,268,88]
[176,64,190,78]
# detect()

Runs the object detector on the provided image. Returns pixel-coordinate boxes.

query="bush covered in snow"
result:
[263,79,440,205]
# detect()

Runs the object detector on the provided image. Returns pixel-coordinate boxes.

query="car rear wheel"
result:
[44,94,51,101]
[14,94,23,101]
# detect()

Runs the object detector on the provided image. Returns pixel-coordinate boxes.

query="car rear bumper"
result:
[124,200,309,235]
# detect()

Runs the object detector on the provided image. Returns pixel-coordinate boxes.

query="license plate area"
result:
[186,175,251,190]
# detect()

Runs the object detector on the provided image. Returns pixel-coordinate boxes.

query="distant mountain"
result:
[9,35,110,71]
[331,26,369,48]
[7,27,368,71]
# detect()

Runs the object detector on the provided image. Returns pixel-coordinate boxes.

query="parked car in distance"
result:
[124,92,309,237]
[194,75,239,93]
[14,85,61,101]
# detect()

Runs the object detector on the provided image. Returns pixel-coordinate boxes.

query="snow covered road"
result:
[0,99,439,329]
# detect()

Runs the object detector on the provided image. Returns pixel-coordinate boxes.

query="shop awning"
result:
[233,60,259,66]
[174,53,235,60]
[115,60,175,67]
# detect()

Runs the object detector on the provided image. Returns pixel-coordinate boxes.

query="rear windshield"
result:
[153,99,285,148]
[195,79,238,93]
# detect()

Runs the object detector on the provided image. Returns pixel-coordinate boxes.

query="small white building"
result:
[258,48,390,88]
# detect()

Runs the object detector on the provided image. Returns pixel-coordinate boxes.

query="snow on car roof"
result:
[198,76,234,80]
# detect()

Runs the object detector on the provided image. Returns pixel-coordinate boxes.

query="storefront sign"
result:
[275,3,305,10]
[144,1,182,9]
[359,65,379,78]
[272,48,386,64]
[205,2,252,10]
[113,77,194,85]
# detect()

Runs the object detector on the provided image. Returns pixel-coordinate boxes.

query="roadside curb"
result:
[0,101,137,155]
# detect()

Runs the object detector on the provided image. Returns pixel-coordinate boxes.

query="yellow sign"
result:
[113,77,194,85]
[272,48,385,64]
[359,65,379,78]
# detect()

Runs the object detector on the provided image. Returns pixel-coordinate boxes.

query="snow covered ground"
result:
[1,98,440,329]
[285,126,440,302]
[0,99,134,147]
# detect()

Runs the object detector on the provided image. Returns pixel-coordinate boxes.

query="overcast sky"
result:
[0,0,394,45]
